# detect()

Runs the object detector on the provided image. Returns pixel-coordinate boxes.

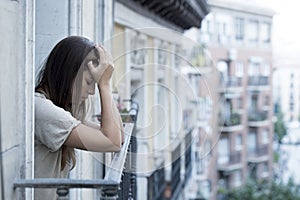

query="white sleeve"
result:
[35,95,81,152]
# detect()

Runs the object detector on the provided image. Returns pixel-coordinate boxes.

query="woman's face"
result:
[80,69,96,103]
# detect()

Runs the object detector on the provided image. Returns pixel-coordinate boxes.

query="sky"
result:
[230,0,300,68]
[264,0,300,68]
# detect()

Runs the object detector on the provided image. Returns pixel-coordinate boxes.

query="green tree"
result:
[274,110,287,144]
[223,178,300,200]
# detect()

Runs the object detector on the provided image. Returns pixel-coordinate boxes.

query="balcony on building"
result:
[219,76,243,93]
[219,112,243,132]
[248,110,269,127]
[217,151,243,172]
[119,0,210,32]
[248,76,270,91]
[248,144,269,163]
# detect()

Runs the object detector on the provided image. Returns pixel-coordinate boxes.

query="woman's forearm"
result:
[98,84,123,147]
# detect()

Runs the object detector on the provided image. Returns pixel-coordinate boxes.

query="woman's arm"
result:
[64,88,124,152]
[64,124,121,152]
[98,85,123,147]
[64,45,124,151]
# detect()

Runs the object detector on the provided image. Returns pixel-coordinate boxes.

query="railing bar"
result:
[14,179,118,189]
[104,123,134,182]
[11,115,137,199]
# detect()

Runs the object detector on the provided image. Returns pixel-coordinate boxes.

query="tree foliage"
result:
[223,178,300,200]
[274,110,287,144]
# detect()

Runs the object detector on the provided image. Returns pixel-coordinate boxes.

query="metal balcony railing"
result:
[248,76,269,86]
[14,122,135,200]
[14,100,139,200]
[223,113,241,127]
[218,151,242,171]
[248,144,269,157]
[225,76,242,88]
[248,110,268,122]
[219,112,241,129]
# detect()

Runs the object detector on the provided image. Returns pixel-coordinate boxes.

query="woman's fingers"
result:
[86,45,114,85]
[87,60,114,85]
[95,45,106,64]
[96,45,114,67]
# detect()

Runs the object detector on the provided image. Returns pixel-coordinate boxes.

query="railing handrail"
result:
[248,144,269,156]
[104,123,134,182]
[13,178,118,189]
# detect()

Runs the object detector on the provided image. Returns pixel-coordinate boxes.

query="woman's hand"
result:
[87,45,114,87]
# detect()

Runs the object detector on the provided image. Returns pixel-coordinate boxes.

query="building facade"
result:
[113,1,211,200]
[273,67,300,124]
[199,0,275,199]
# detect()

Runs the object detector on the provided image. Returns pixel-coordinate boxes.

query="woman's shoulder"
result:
[35,92,55,112]
[35,92,72,120]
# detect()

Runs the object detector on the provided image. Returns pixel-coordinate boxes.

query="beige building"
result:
[198,0,275,199]
[0,0,210,199]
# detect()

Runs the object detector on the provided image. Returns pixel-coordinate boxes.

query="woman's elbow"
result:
[111,144,121,152]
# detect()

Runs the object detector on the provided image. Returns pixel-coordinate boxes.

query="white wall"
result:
[0,0,35,199]
[35,0,70,74]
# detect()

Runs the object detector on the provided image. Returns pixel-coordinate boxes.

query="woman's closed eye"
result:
[91,59,99,67]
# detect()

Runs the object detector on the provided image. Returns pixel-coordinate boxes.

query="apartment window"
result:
[247,20,259,44]
[200,180,212,199]
[261,129,269,144]
[235,61,244,77]
[175,45,182,68]
[232,170,242,187]
[237,97,243,109]
[264,95,269,106]
[248,62,260,76]
[235,134,243,151]
[248,131,257,154]
[250,94,258,110]
[261,22,271,44]
[217,61,229,83]
[235,17,245,41]
[201,14,213,44]
[218,137,229,165]
[289,102,294,111]
[217,22,228,44]
[225,99,232,119]
[128,30,147,128]
[262,63,270,76]
[202,19,213,34]
[261,162,269,178]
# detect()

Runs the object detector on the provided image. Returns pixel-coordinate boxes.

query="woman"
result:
[34,36,124,199]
